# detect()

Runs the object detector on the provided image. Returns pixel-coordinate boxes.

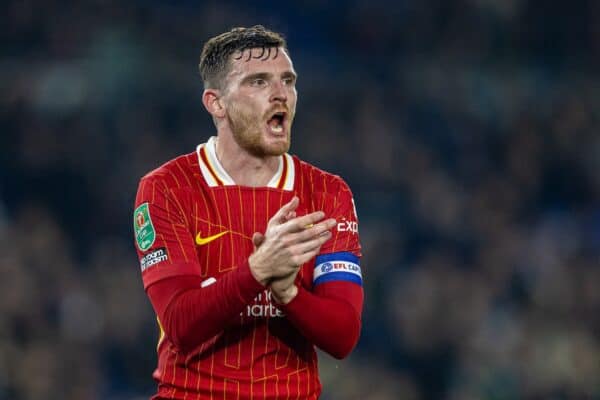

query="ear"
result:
[202,89,226,119]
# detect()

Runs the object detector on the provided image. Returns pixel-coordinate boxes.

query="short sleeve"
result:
[133,177,200,289]
[312,178,362,287]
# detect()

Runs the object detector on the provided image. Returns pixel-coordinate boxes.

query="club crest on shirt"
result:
[134,202,156,251]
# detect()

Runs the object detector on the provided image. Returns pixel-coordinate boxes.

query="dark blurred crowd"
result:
[1,1,599,399]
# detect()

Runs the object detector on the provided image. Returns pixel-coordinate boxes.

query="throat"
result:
[213,136,282,187]
[229,159,281,187]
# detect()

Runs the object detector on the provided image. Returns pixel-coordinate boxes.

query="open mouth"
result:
[267,111,286,134]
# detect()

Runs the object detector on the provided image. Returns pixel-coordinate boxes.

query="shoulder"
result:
[138,151,199,190]
[292,155,352,195]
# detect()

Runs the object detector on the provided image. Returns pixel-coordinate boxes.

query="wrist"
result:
[271,284,298,305]
[248,255,269,286]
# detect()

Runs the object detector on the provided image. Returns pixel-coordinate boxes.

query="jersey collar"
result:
[196,136,295,190]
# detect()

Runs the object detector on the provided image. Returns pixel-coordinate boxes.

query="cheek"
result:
[228,100,264,130]
[228,100,252,120]
[288,89,298,110]
[232,97,261,117]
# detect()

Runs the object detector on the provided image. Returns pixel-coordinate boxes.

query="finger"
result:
[290,231,332,259]
[285,211,297,221]
[291,218,336,243]
[269,197,299,225]
[252,232,265,249]
[293,246,325,266]
[280,218,335,246]
[279,211,327,234]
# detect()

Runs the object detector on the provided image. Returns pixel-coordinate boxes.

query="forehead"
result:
[226,47,295,81]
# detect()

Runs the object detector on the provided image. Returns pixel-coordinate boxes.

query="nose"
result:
[270,81,287,103]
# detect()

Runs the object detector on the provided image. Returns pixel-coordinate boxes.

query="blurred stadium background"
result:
[1,1,599,399]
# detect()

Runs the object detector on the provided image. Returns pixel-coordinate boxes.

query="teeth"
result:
[272,124,283,133]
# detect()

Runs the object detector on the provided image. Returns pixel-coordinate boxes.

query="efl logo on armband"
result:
[313,252,362,286]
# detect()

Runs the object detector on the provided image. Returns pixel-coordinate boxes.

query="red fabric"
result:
[133,149,363,400]
[281,281,363,359]
[148,272,362,360]
[147,260,265,353]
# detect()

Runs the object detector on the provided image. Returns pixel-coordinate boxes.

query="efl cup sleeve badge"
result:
[134,202,156,251]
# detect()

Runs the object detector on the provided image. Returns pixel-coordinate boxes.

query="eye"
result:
[251,78,267,87]
[283,77,296,86]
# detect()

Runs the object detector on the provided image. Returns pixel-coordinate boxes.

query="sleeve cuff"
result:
[278,284,309,316]
[234,258,267,300]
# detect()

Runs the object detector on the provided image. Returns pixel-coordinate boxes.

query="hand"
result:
[252,217,301,304]
[248,197,336,286]
[250,207,296,249]
[252,215,300,304]
[270,274,299,305]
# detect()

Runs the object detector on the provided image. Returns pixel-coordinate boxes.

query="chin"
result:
[266,136,290,154]
[260,141,289,157]
[232,126,290,157]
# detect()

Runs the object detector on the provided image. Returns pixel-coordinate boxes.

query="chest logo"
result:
[195,230,228,246]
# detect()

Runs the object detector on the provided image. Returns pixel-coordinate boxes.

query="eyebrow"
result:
[240,71,297,85]
[281,71,297,80]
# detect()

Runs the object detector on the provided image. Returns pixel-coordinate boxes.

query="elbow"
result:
[165,323,196,354]
[329,335,359,360]
[324,315,361,360]
[161,307,192,353]
[329,346,354,360]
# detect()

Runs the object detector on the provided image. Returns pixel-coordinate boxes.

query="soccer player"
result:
[133,25,363,399]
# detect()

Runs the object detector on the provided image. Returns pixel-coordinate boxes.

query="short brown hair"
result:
[199,25,288,90]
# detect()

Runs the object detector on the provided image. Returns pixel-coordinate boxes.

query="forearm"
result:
[147,260,264,353]
[280,283,363,359]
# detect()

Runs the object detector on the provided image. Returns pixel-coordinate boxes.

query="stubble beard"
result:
[226,104,291,157]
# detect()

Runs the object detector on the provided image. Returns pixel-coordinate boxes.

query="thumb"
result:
[252,232,265,250]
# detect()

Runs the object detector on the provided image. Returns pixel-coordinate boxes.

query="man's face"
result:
[220,46,297,157]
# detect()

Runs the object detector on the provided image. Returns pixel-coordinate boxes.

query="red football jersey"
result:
[133,137,362,399]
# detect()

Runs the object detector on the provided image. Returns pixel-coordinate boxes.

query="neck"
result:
[214,134,280,187]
